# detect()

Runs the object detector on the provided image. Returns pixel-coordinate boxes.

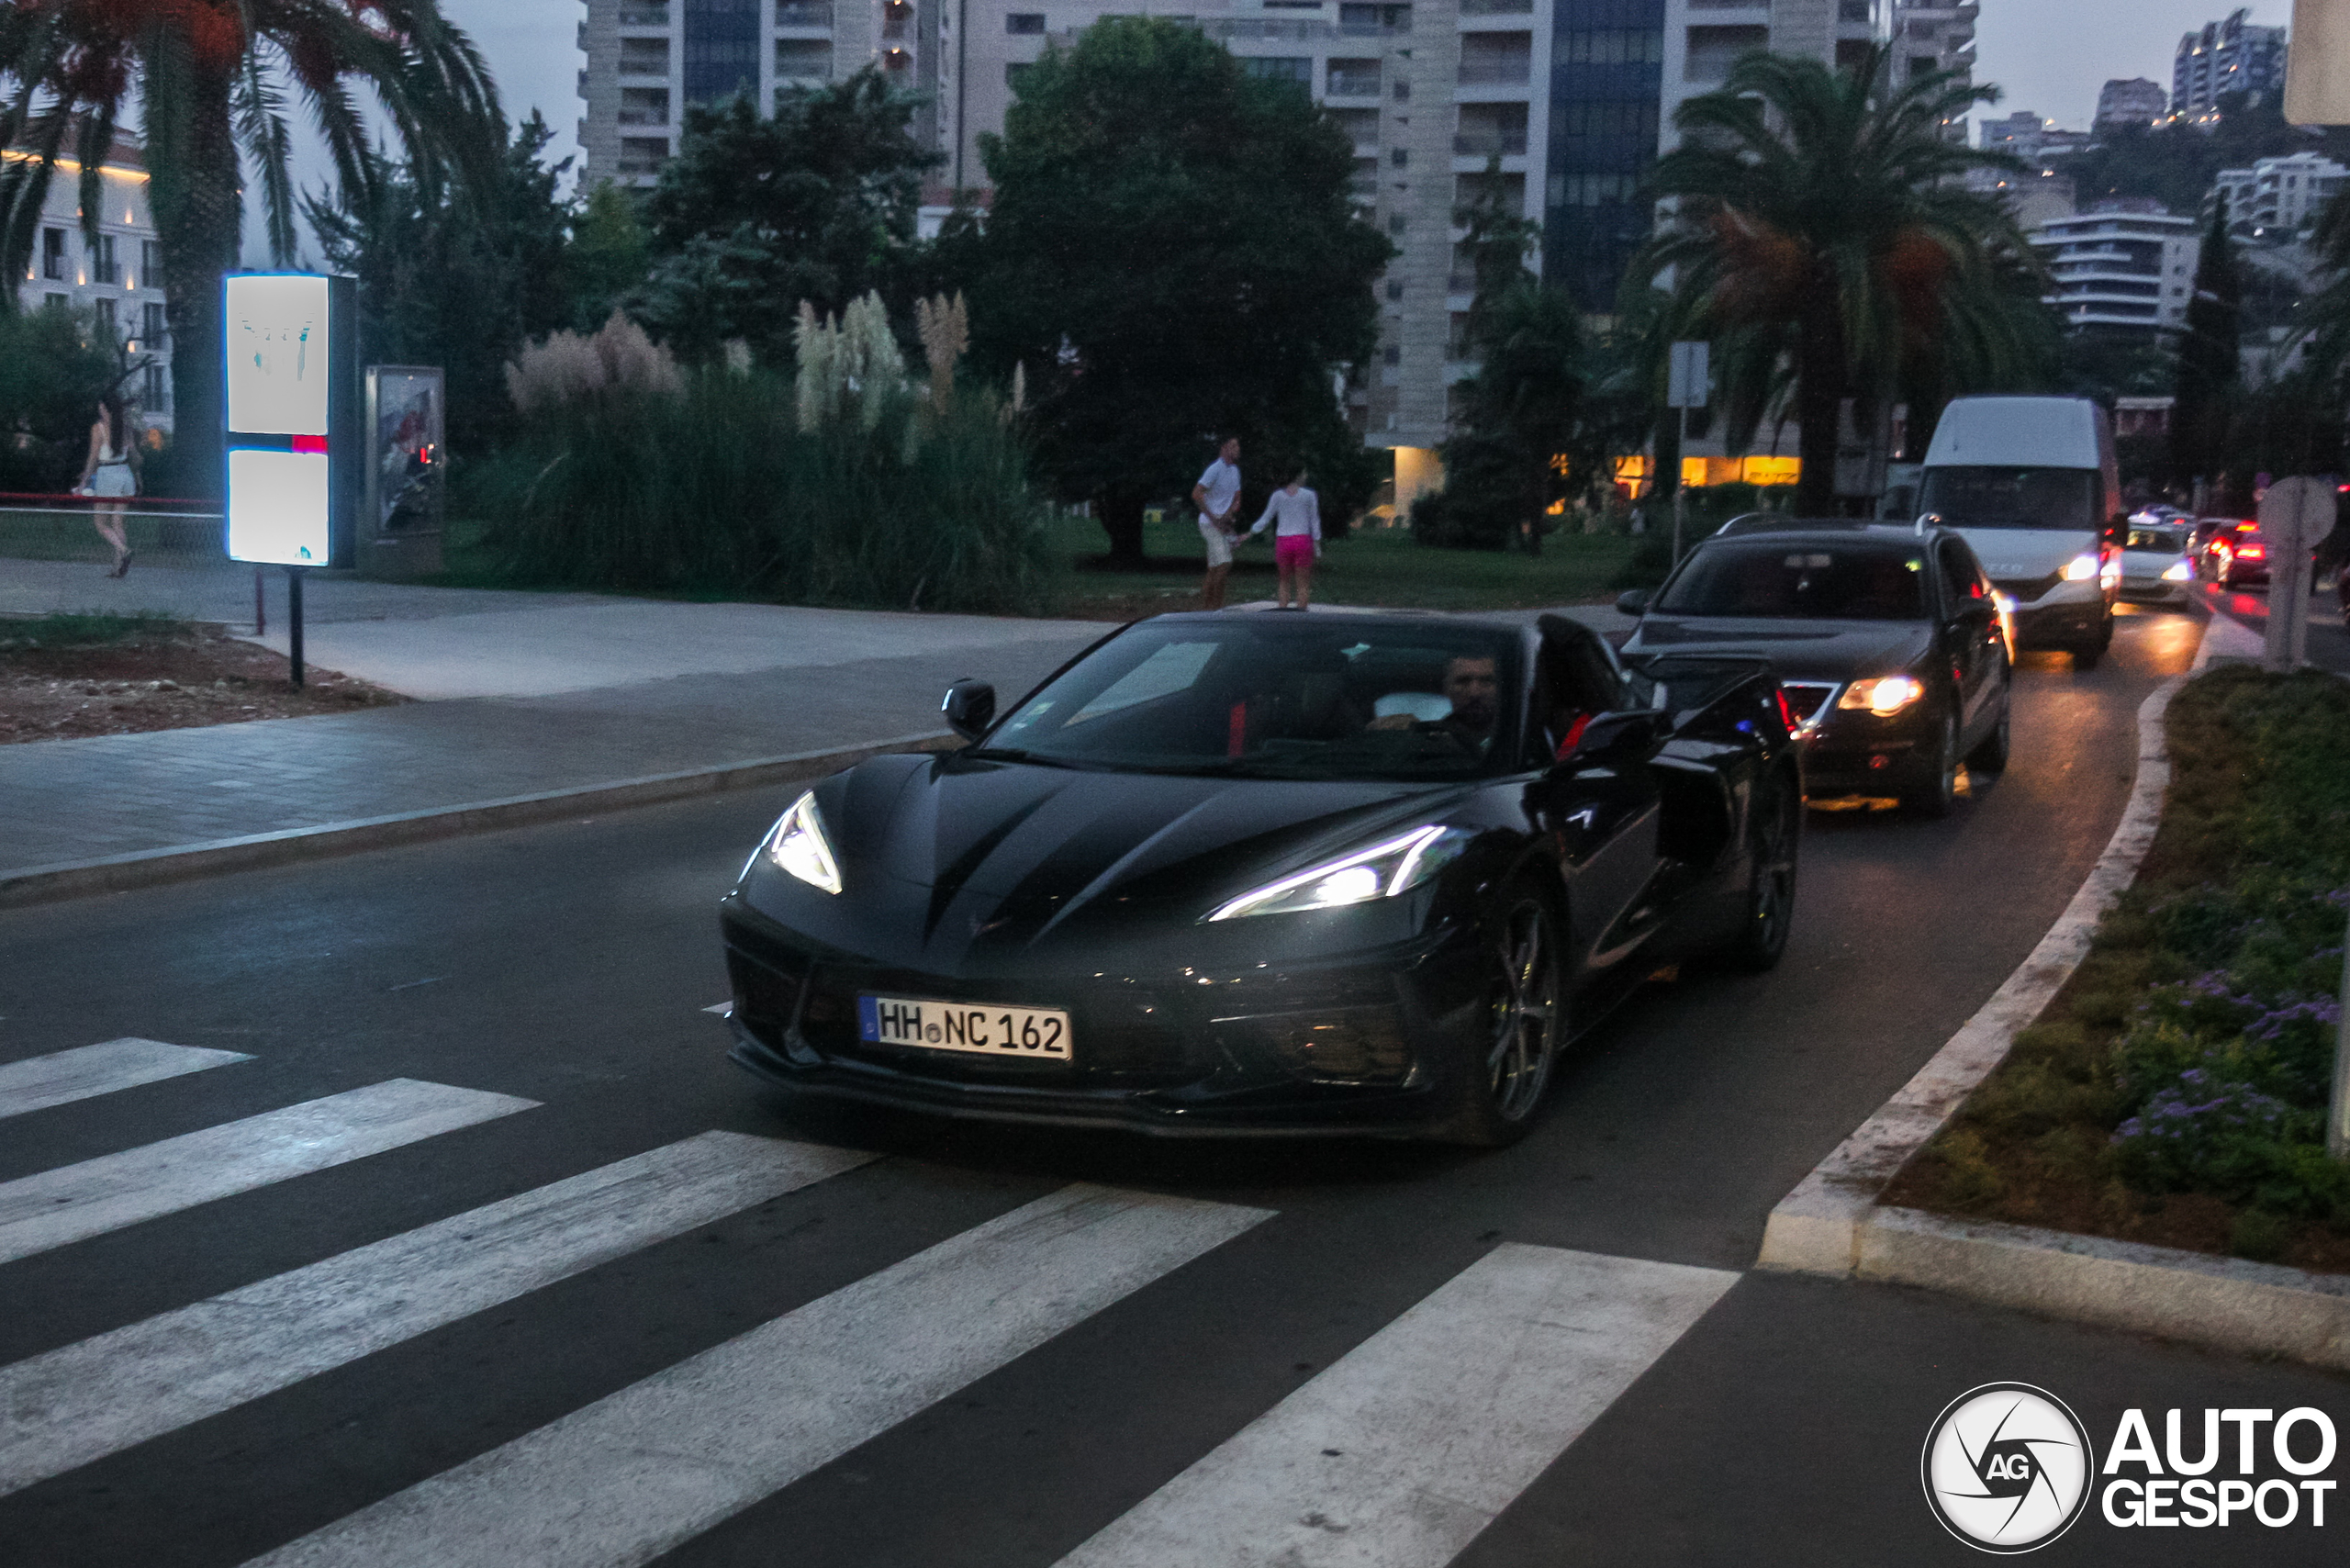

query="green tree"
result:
[631,71,939,365]
[958,17,1392,560]
[1642,49,2050,514]
[568,181,652,331]
[1412,167,1583,551]
[2053,93,2350,230]
[0,305,121,491]
[2173,200,2242,498]
[0,2,501,496]
[306,113,576,454]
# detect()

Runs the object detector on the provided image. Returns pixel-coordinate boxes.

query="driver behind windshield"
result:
[1369,655,1499,752]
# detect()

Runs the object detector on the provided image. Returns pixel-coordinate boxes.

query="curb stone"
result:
[0,728,957,910]
[1757,612,2350,1369]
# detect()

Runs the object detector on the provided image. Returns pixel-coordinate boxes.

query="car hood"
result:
[1625,617,1933,682]
[809,751,1461,935]
[1947,527,2096,579]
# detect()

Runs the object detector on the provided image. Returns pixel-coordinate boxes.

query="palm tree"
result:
[2,3,500,492]
[1640,46,2053,514]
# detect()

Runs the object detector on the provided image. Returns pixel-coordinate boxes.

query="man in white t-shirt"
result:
[1192,436,1243,610]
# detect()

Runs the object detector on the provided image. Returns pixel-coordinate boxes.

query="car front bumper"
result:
[1995,577,2109,647]
[2119,574,2191,604]
[719,896,1488,1137]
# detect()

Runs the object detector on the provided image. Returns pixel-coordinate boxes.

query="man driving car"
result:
[1370,655,1500,751]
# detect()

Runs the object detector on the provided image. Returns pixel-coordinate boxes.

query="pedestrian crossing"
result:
[0,1034,1741,1568]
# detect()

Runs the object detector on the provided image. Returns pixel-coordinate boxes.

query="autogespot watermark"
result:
[1922,1384,2340,1552]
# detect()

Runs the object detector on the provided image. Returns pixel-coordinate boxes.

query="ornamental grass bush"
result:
[461,299,1060,615]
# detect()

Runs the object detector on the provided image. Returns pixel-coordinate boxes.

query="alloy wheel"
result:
[1485,898,1560,1122]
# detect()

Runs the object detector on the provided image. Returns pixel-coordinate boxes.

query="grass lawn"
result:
[1054,514,1639,619]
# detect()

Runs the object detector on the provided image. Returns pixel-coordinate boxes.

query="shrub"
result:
[465,296,1059,614]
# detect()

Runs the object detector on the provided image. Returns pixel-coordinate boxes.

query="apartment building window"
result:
[1390,147,1409,166]
[1458,32,1533,84]
[1327,58,1381,95]
[777,39,831,79]
[94,297,117,335]
[1838,0,1871,20]
[93,234,118,286]
[619,87,671,126]
[143,362,170,411]
[1685,26,1766,82]
[619,2,670,22]
[1554,28,1662,65]
[1007,12,1046,32]
[1385,279,1404,300]
[618,136,671,175]
[43,292,68,311]
[1241,57,1313,85]
[144,302,167,343]
[774,1,833,23]
[142,241,162,287]
[683,0,760,101]
[620,37,670,74]
[41,228,66,281]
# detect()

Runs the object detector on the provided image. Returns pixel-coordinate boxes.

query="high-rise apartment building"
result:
[2173,7,2287,118]
[1885,0,1975,105]
[576,0,1888,465]
[2093,77,2168,129]
[2209,151,2348,233]
[2028,208,2200,333]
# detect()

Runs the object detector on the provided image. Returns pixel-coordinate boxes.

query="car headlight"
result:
[765,790,843,895]
[2063,553,2100,582]
[1207,823,1471,922]
[2163,560,2192,582]
[1837,675,1926,716]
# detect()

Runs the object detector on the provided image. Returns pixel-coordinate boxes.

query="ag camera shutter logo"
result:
[1921,1383,2095,1552]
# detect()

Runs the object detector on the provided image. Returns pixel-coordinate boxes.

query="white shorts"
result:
[1198,514,1233,568]
[90,464,136,498]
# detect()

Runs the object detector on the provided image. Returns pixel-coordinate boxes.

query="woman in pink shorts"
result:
[1246,467,1323,610]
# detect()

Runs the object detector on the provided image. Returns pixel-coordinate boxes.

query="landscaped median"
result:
[1762,653,2350,1369]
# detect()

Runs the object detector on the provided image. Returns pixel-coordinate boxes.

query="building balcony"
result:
[1326,74,1382,98]
[775,2,834,26]
[618,4,670,27]
[618,108,668,126]
[1453,130,1528,155]
[1456,61,1532,86]
[1205,17,1332,40]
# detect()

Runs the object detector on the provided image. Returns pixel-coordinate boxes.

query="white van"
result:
[1918,396,2123,668]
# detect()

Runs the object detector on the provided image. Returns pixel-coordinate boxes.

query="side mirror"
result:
[1614,588,1651,617]
[942,678,995,743]
[1555,709,1662,769]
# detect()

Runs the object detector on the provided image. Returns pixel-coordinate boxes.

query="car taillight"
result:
[1775,688,1796,735]
[2238,544,2266,560]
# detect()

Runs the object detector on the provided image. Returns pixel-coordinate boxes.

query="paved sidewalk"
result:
[2,562,1108,887]
[3,559,1628,898]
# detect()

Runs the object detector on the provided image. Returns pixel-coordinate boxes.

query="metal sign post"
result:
[1666,342,1711,566]
[222,272,358,689]
[2333,908,2350,1161]
[2256,475,2331,671]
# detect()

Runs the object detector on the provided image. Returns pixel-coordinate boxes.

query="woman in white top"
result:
[77,392,139,577]
[1246,466,1322,609]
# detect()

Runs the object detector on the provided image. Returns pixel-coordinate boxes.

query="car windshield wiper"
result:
[961,747,1097,770]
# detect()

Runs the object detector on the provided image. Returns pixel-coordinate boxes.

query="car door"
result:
[1528,621,1663,977]
[1936,538,2002,742]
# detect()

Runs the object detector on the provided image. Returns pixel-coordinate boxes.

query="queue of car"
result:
[715,393,2243,1149]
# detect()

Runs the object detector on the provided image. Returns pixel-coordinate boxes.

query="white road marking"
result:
[0,1131,874,1497]
[0,1080,537,1266]
[247,1184,1270,1568]
[0,1038,251,1121]
[1056,1244,1739,1568]
[700,1002,731,1015]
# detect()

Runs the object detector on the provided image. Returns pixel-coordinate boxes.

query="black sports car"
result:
[1617,521,2013,817]
[720,610,1802,1145]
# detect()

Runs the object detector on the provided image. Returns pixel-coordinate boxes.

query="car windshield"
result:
[1656,542,1928,621]
[1919,466,2101,531]
[2127,526,2186,552]
[976,620,1523,780]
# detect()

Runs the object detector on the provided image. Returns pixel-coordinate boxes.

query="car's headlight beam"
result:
[1836,675,1926,716]
[1207,823,1469,922]
[766,790,843,895]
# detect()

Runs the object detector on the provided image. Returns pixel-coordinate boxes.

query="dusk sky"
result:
[1972,0,2289,129]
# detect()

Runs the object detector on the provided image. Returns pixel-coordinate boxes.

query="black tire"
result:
[2071,643,2103,671]
[1438,879,1564,1148]
[1965,679,2012,773]
[1711,770,1799,972]
[1902,711,1959,818]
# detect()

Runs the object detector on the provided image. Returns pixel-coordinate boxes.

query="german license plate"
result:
[857,995,1072,1060]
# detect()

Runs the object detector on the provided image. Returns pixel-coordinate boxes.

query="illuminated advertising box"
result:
[224,273,359,566]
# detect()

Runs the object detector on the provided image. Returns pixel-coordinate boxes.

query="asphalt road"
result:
[2198,576,2350,675]
[0,601,2341,1567]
